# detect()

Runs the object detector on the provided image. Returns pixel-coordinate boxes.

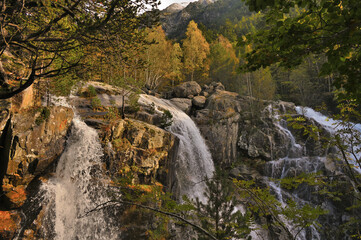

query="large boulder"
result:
[193,90,243,165]
[170,98,192,114]
[205,90,242,112]
[173,81,201,98]
[192,96,206,108]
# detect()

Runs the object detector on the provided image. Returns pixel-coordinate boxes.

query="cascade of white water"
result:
[263,105,323,240]
[41,96,119,240]
[295,107,339,132]
[277,119,304,158]
[296,106,361,173]
[138,94,215,202]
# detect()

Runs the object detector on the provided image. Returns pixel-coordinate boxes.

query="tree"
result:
[167,43,183,87]
[0,0,159,99]
[193,169,251,240]
[237,39,275,115]
[240,0,361,101]
[209,35,240,90]
[83,29,146,118]
[183,20,210,82]
[141,26,176,90]
[250,67,275,101]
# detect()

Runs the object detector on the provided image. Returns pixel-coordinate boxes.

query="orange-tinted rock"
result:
[0,210,21,239]
[0,106,73,207]
[5,185,27,208]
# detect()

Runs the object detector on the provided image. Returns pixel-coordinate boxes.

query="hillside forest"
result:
[0,0,347,110]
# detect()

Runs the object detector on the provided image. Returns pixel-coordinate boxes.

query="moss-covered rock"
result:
[104,118,176,185]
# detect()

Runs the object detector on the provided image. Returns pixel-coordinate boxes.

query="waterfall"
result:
[264,105,361,240]
[40,96,119,240]
[264,105,324,240]
[296,106,361,173]
[138,94,215,202]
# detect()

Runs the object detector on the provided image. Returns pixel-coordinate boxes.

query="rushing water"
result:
[40,96,119,240]
[21,93,356,239]
[296,106,361,173]
[139,94,215,202]
[33,93,214,239]
[264,105,325,240]
[263,105,361,240]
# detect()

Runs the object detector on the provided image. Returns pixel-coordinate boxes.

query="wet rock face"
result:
[103,119,176,185]
[193,90,244,165]
[1,106,73,189]
[194,108,240,165]
[167,81,327,166]
[191,88,309,165]
[170,98,192,114]
[0,106,73,239]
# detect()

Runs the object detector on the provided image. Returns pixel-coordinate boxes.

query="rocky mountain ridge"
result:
[160,0,251,39]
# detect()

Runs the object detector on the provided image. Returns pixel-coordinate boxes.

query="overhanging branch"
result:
[78,199,218,240]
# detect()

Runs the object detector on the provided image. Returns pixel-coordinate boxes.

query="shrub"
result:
[105,106,119,120]
[87,85,97,97]
[35,107,51,125]
[159,109,173,129]
[82,85,97,98]
[91,97,102,110]
[127,93,140,114]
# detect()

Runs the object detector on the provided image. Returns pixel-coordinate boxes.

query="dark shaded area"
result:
[0,116,13,210]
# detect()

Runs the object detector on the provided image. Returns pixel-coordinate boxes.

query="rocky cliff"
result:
[0,102,74,238]
[164,81,359,239]
[0,82,178,239]
[1,80,358,239]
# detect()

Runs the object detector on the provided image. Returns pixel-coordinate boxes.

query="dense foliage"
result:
[241,0,361,102]
[0,0,159,98]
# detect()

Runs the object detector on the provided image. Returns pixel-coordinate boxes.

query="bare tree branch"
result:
[79,199,219,240]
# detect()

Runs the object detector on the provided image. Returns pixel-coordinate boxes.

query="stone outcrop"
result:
[170,98,192,114]
[1,81,180,239]
[71,82,178,186]
[103,118,176,185]
[0,105,73,238]
[190,86,320,165]
[192,96,206,108]
[173,81,201,98]
[1,106,73,190]
[193,91,242,165]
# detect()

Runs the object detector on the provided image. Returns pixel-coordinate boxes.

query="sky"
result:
[158,0,197,10]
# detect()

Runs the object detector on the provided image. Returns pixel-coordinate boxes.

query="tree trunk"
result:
[0,61,8,86]
[121,94,125,119]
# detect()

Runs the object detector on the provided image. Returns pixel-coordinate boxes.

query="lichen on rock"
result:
[104,118,176,185]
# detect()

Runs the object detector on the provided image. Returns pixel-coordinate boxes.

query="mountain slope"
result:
[161,0,251,40]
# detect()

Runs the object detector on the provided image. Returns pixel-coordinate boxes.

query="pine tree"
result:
[194,169,251,240]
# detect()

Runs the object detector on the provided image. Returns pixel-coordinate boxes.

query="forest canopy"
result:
[0,0,159,99]
[241,0,361,101]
